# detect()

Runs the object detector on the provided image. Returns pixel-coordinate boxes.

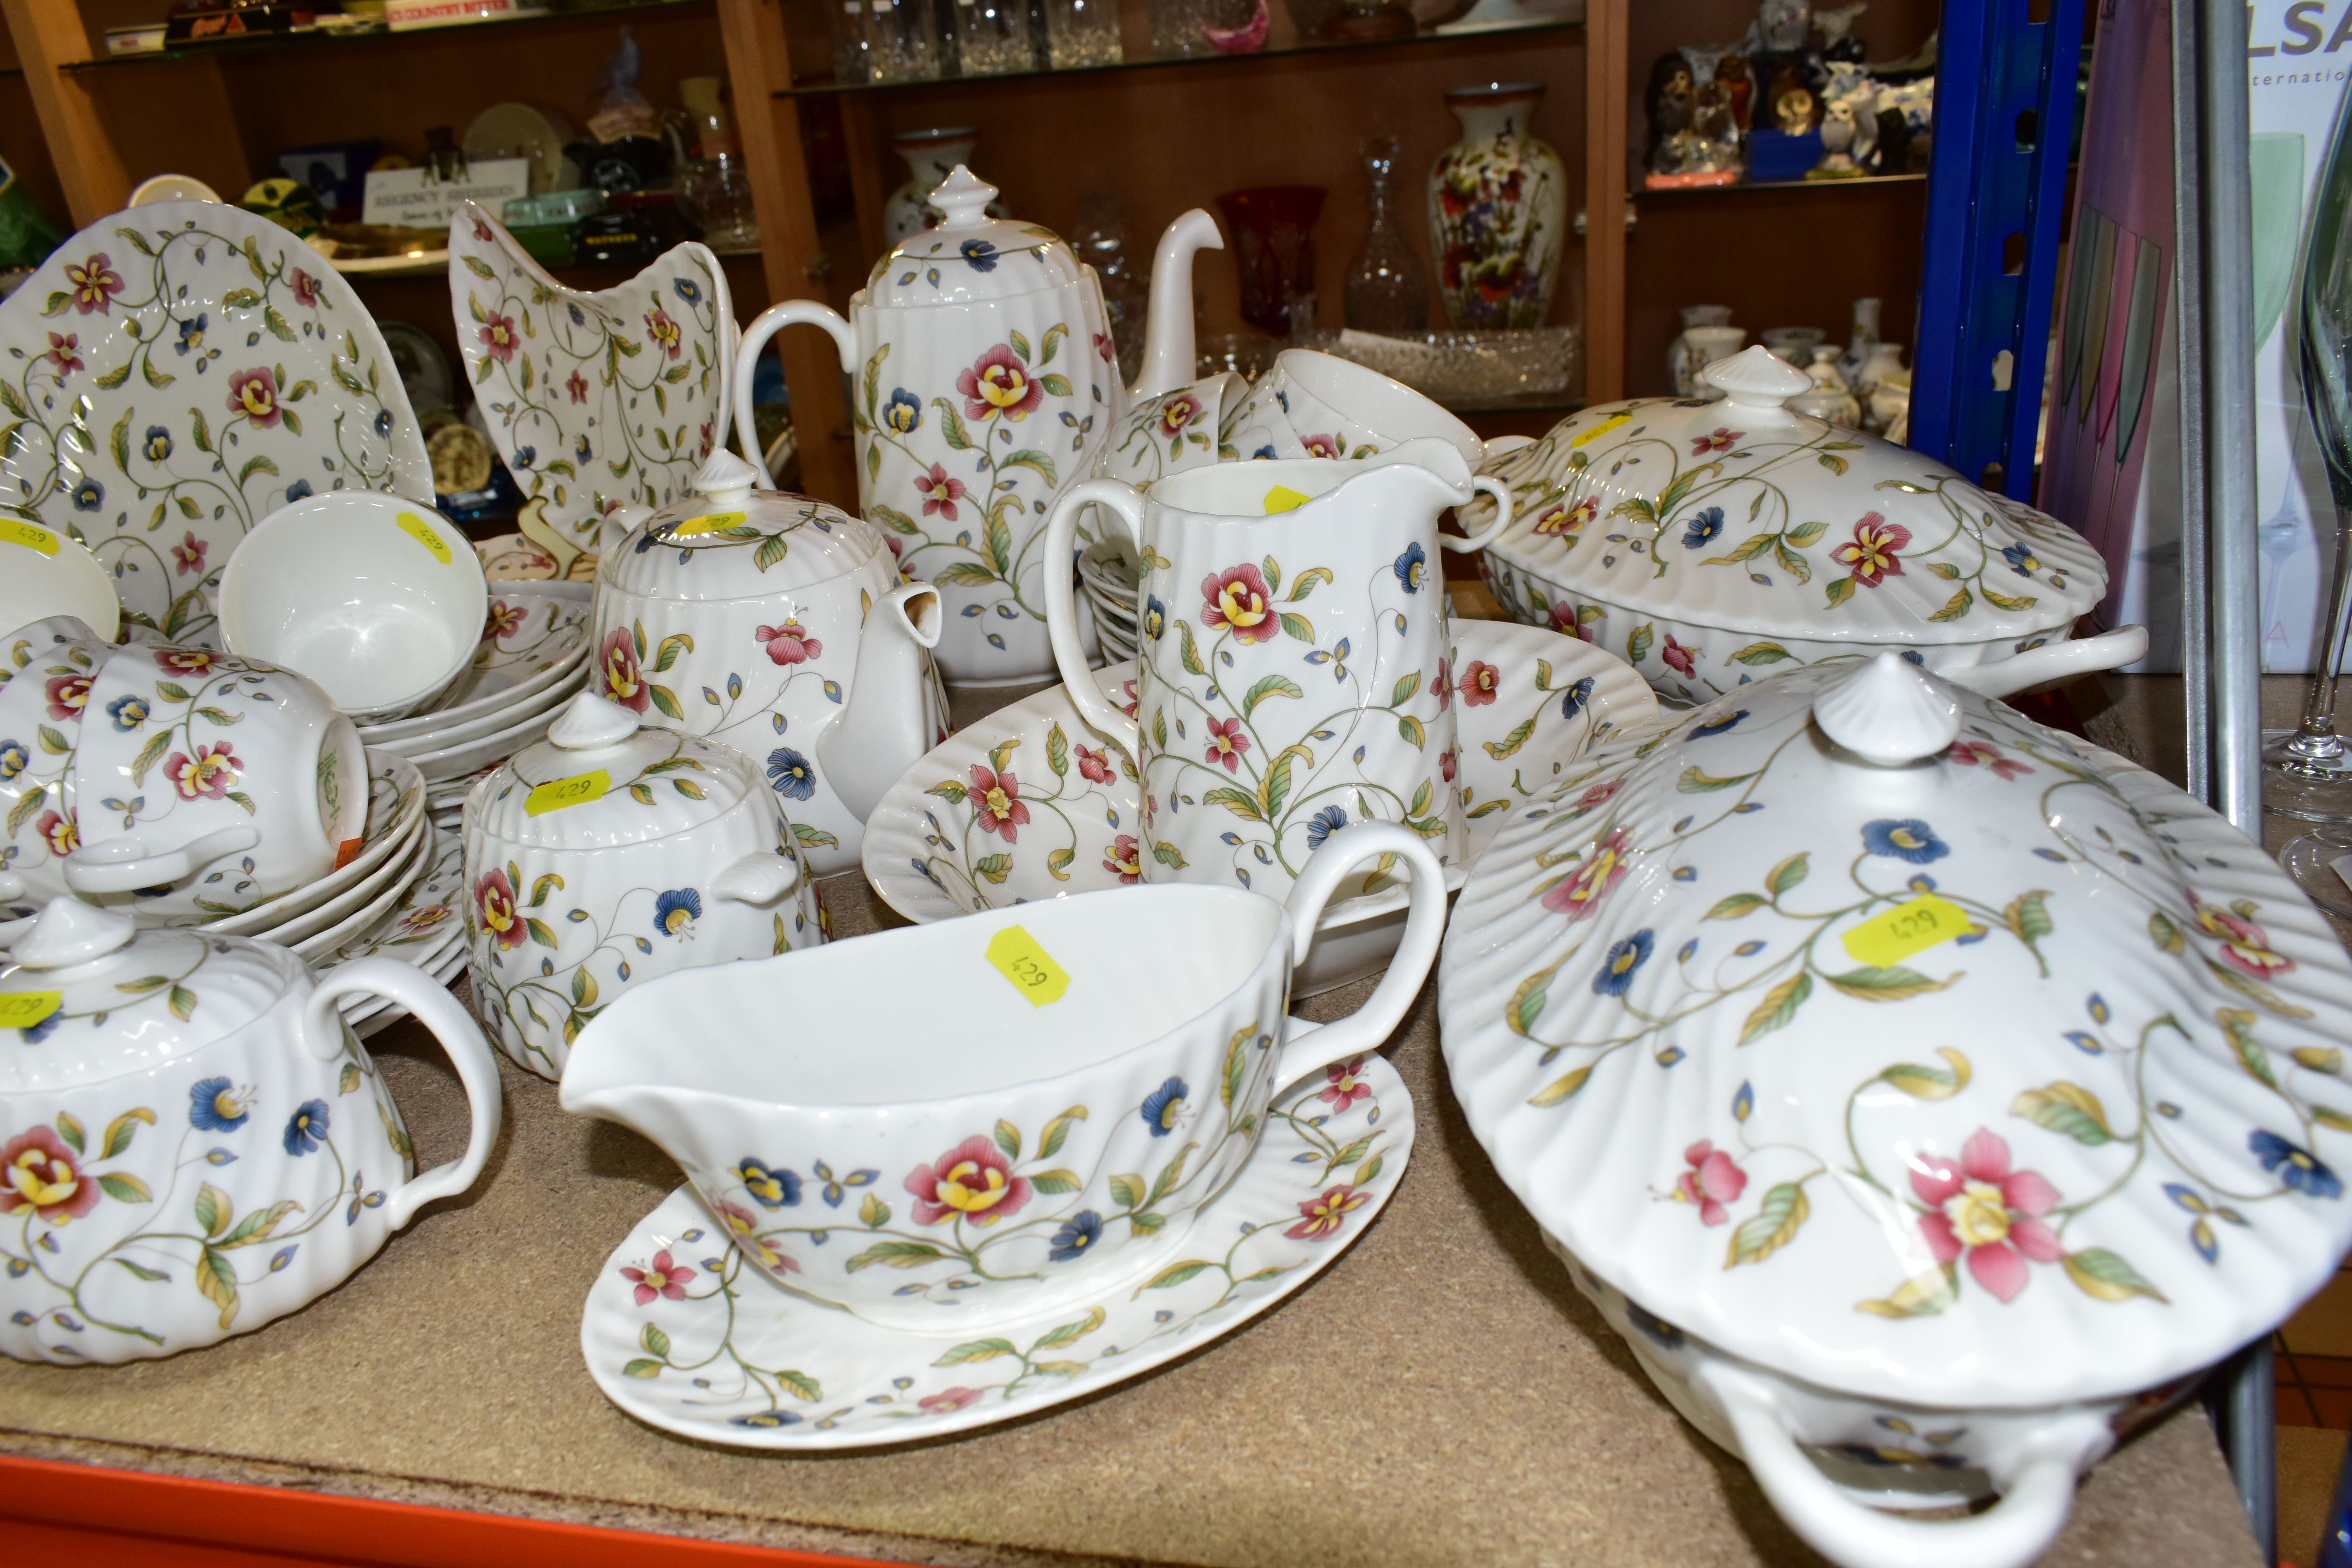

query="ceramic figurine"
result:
[1871,106,1913,174]
[1719,54,1756,131]
[1645,53,1697,175]
[1837,296,1883,385]
[731,168,1221,686]
[0,897,502,1364]
[1852,339,1906,416]
[1811,101,1864,178]
[1815,0,1866,58]
[1756,0,1809,51]
[1430,82,1566,330]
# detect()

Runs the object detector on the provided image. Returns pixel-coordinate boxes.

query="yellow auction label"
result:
[985,925,1070,1008]
[1261,486,1312,515]
[524,769,611,816]
[1572,412,1632,448]
[670,511,746,539]
[1842,894,1971,969]
[396,511,453,564]
[0,990,63,1030]
[0,520,60,557]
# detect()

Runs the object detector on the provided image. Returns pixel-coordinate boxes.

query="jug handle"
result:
[301,957,505,1231]
[62,824,261,896]
[733,300,858,486]
[1267,822,1446,1090]
[1044,478,1149,753]
[1439,475,1515,554]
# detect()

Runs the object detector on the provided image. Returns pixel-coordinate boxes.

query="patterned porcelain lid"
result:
[861,167,1083,309]
[1438,653,2352,1408]
[2,898,300,1093]
[470,691,761,851]
[601,452,891,603]
[1466,347,2107,647]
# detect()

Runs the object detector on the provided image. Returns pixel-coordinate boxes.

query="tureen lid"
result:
[2,898,302,1093]
[1467,346,2107,649]
[1438,654,2352,1409]
[470,691,764,850]
[862,167,1084,308]
[601,451,892,602]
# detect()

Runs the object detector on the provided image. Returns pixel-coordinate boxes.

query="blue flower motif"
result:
[882,388,922,435]
[21,1011,61,1045]
[673,277,703,306]
[1252,444,1277,460]
[283,1099,330,1156]
[175,314,207,356]
[1559,677,1594,718]
[737,1158,801,1208]
[283,479,312,505]
[0,740,25,780]
[1862,818,1949,864]
[653,888,702,936]
[106,695,148,731]
[2001,543,2040,577]
[511,445,535,471]
[960,238,999,272]
[813,1160,877,1206]
[1141,1077,1188,1136]
[1593,929,1655,996]
[189,1077,248,1131]
[374,408,394,438]
[72,479,103,512]
[767,747,816,800]
[2251,1130,2343,1198]
[1393,540,1428,593]
[567,302,587,325]
[1049,1212,1104,1264]
[141,426,172,463]
[1305,804,1348,851]
[1682,506,1724,549]
[575,434,593,465]
[1690,709,1748,739]
[733,1410,803,1428]
[1626,1299,1684,1350]
[1141,596,1167,640]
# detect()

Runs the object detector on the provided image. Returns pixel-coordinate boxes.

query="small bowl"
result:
[221,492,488,722]
[0,522,120,643]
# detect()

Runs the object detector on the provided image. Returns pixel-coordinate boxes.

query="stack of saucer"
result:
[198,751,432,957]
[1078,541,1141,664]
[319,829,468,1039]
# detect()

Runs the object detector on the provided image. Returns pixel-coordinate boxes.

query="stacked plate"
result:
[1078,540,1142,665]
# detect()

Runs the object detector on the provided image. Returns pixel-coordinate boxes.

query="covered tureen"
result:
[1467,347,2147,704]
[1438,653,2352,1568]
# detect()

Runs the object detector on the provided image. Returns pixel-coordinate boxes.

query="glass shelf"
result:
[61,0,709,72]
[785,14,1581,97]
[1631,171,1927,199]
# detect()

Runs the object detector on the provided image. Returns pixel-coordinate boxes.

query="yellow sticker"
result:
[1261,486,1312,515]
[1571,412,1632,448]
[0,991,63,1030]
[524,769,611,816]
[985,925,1070,1008]
[396,511,453,564]
[0,520,60,557]
[670,511,746,539]
[1841,894,1971,969]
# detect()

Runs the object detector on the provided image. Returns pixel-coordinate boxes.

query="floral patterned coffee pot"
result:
[731,167,1223,686]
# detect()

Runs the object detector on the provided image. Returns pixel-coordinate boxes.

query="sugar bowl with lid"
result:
[0,897,503,1364]
[462,691,824,1080]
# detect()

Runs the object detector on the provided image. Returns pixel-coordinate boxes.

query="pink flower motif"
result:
[44,673,91,722]
[156,648,218,677]
[44,332,82,375]
[1201,564,1278,642]
[598,630,649,713]
[478,313,519,365]
[1564,779,1622,818]
[483,600,527,641]
[1286,1183,1368,1240]
[1534,496,1599,536]
[1831,512,1912,588]
[1690,427,1743,456]
[475,869,526,949]
[1092,331,1115,363]
[698,420,713,457]
[621,1247,695,1305]
[165,741,240,801]
[289,268,321,309]
[35,808,77,858]
[1430,657,1453,709]
[1661,633,1695,678]
[644,309,682,360]
[471,215,496,243]
[1459,661,1501,706]
[1118,679,1140,719]
[715,1198,798,1274]
[566,370,589,404]
[1075,744,1113,784]
[1319,1055,1371,1111]
[1439,745,1458,783]
[1156,393,1202,439]
[915,463,966,521]
[64,253,123,316]
[1299,433,1341,459]
[2191,895,2297,983]
[1105,834,1141,884]
[171,531,207,577]
[921,1386,985,1414]
[1673,1140,1748,1226]
[1911,1127,2063,1304]
[755,619,822,666]
[956,343,1043,422]
[1548,600,1598,643]
[227,367,282,428]
[1541,826,1632,921]
[905,1135,1033,1227]
[1947,740,2032,780]
[1203,715,1250,772]
[968,764,1028,841]
[0,1127,100,1224]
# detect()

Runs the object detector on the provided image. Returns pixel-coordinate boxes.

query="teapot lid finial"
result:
[1703,345,1813,424]
[929,165,999,231]
[690,450,759,507]
[9,897,136,971]
[548,690,644,751]
[1810,652,1961,766]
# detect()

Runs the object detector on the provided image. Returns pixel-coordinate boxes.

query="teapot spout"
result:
[1131,210,1224,403]
[817,583,944,824]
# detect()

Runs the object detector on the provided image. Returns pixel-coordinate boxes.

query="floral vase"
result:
[1428,81,1566,330]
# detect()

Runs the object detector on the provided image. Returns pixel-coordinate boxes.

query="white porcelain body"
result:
[1220,349,1486,469]
[1670,324,1746,398]
[0,521,118,644]
[884,130,977,243]
[561,824,1445,1329]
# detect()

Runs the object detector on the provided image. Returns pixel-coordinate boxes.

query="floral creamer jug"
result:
[731,167,1223,686]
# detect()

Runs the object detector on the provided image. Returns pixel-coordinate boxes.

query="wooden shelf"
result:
[1632,171,1927,198]
[59,0,710,71]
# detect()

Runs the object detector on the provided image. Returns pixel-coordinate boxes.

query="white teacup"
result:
[562,820,1446,1329]
[1220,349,1486,468]
[220,492,488,722]
[0,519,119,645]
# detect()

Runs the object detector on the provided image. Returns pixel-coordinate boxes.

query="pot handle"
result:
[732,300,857,486]
[301,957,505,1231]
[710,849,802,908]
[1268,822,1447,1091]
[1440,475,1514,554]
[1044,478,1150,754]
[1691,1359,2107,1568]
[1940,624,2149,701]
[62,824,261,896]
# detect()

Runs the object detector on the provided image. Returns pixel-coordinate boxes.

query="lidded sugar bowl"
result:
[1,897,502,1364]
[461,691,824,1080]
[1438,653,2352,1568]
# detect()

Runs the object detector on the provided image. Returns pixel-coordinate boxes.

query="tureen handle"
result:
[731,300,858,486]
[301,957,505,1231]
[1043,478,1149,755]
[1691,1359,2110,1568]
[710,849,802,907]
[1269,822,1447,1090]
[1940,624,2151,701]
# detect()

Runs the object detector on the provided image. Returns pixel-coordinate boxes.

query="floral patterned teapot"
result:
[0,896,502,1363]
[730,167,1223,686]
[1437,652,2352,1568]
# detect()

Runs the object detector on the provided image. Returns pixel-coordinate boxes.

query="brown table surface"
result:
[0,673,2274,1568]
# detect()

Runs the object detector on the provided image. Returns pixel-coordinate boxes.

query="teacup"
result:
[561,820,1446,1328]
[0,519,119,645]
[1043,443,1508,902]
[1219,349,1486,468]
[1094,372,1245,492]
[220,492,489,722]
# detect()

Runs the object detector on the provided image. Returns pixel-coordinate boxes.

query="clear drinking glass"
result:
[1076,191,1149,385]
[1044,0,1122,67]
[867,0,945,81]
[1344,135,1430,333]
[952,0,1034,74]
[827,0,872,83]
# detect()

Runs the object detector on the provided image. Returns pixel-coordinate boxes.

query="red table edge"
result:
[0,1452,907,1567]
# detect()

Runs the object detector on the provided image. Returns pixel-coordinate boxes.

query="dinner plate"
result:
[200,749,425,934]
